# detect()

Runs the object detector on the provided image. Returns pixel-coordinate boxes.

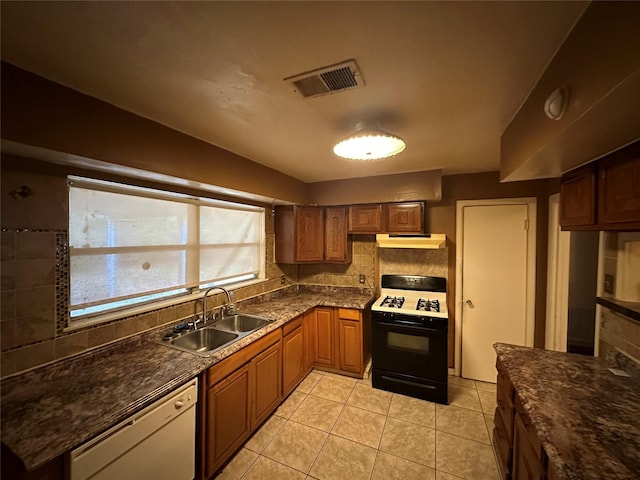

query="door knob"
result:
[465,299,475,308]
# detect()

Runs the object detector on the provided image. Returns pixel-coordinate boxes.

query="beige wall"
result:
[308,170,442,205]
[1,62,307,204]
[0,159,296,378]
[500,2,640,181]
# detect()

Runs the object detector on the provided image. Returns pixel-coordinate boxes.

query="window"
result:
[68,177,264,319]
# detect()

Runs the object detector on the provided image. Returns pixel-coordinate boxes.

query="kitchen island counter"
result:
[494,343,640,480]
[1,285,374,473]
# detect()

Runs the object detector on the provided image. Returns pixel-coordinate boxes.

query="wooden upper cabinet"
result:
[275,205,352,264]
[598,144,640,225]
[559,140,640,231]
[559,164,596,228]
[296,206,325,262]
[325,207,352,263]
[348,204,383,233]
[384,202,424,233]
[275,205,324,263]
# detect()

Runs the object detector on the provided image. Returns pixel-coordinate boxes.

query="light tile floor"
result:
[214,370,500,480]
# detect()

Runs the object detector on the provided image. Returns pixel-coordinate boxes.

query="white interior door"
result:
[458,200,536,382]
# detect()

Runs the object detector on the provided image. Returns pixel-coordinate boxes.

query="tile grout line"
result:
[234,449,260,480]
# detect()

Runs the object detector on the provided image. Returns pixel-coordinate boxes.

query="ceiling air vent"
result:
[285,59,364,99]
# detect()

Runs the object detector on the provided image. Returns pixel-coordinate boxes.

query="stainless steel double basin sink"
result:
[162,314,273,357]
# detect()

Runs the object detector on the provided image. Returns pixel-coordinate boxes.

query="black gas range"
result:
[371,274,448,404]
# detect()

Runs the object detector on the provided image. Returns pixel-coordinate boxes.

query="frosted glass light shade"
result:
[333,128,406,160]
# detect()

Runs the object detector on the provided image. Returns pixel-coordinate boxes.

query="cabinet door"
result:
[559,165,596,227]
[282,326,305,396]
[598,152,640,225]
[348,205,383,233]
[206,364,251,477]
[384,202,424,233]
[513,413,545,480]
[251,341,282,430]
[314,307,335,367]
[338,318,362,374]
[295,206,324,262]
[325,207,351,263]
[303,309,316,372]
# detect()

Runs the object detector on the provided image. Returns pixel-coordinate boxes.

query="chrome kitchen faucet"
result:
[199,286,236,328]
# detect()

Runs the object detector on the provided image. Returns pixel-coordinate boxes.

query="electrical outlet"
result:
[604,274,614,294]
[280,274,286,285]
[359,274,365,284]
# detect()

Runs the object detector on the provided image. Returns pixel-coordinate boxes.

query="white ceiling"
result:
[0,1,587,183]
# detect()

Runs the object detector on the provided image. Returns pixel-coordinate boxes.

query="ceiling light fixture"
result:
[333,122,406,160]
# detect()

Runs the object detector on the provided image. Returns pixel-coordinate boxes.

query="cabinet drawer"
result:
[283,316,303,336]
[338,308,361,321]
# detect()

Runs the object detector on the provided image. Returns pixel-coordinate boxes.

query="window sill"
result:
[64,277,267,333]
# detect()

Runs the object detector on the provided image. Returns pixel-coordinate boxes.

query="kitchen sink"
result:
[212,314,272,333]
[169,328,239,355]
[161,313,273,356]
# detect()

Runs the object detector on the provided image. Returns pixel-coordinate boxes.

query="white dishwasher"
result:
[68,378,198,480]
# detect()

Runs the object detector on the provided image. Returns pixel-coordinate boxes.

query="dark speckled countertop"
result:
[494,343,640,480]
[1,285,374,471]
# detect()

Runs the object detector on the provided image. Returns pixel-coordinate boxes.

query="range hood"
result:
[376,234,446,249]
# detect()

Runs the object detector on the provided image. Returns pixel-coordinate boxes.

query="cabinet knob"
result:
[465,299,475,308]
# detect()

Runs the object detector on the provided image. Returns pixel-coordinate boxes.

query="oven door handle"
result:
[376,320,444,334]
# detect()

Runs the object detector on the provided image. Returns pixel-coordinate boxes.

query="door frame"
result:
[545,193,570,352]
[454,198,537,376]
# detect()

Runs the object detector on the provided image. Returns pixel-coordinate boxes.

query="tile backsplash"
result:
[599,307,640,364]
[599,231,640,365]
[379,247,448,282]
[601,231,640,302]
[0,226,291,378]
[0,165,296,378]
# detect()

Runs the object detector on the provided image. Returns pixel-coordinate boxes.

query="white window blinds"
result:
[68,177,264,318]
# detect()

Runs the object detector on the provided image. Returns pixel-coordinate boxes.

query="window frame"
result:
[67,176,266,324]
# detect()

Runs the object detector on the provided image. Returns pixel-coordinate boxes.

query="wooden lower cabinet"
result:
[303,309,316,371]
[337,309,363,374]
[513,413,545,480]
[282,317,305,396]
[201,307,368,478]
[251,342,282,430]
[496,362,547,480]
[202,330,282,478]
[205,364,251,478]
[314,307,336,367]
